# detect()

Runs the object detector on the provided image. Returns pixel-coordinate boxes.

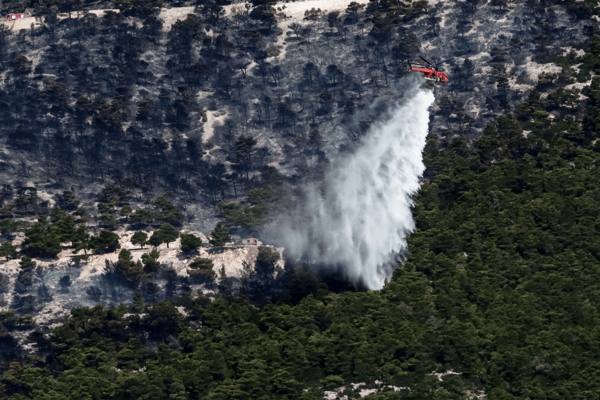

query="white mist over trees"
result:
[268,78,435,289]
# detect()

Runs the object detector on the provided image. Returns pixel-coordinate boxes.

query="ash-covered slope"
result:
[0,0,592,212]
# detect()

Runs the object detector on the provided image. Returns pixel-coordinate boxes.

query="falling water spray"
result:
[267,78,435,290]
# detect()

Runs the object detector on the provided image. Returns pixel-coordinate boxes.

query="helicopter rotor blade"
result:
[419,55,434,66]
[438,57,454,66]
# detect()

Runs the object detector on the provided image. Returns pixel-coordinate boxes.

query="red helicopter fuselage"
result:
[409,65,449,83]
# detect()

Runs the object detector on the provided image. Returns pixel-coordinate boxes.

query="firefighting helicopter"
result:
[408,56,452,83]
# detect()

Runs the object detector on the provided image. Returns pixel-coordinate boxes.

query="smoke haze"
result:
[267,78,435,290]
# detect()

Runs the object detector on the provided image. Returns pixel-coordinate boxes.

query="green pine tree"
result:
[131,231,148,248]
[118,249,142,278]
[132,289,145,313]
[89,230,121,253]
[180,233,202,252]
[50,206,67,223]
[141,248,161,273]
[0,218,19,238]
[55,215,76,243]
[130,209,155,225]
[121,205,132,220]
[100,213,118,229]
[188,258,215,280]
[209,224,231,248]
[149,223,180,248]
[154,197,184,224]
[23,219,62,257]
[19,256,37,270]
[72,224,90,254]
[0,242,17,260]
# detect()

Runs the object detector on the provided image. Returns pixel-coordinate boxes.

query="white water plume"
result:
[269,80,435,290]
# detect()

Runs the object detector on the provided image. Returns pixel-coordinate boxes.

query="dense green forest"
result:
[1,33,600,399]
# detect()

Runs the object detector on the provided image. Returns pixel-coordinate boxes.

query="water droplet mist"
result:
[267,79,435,290]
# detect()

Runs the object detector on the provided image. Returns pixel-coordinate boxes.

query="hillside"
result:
[0,0,592,208]
[1,0,600,398]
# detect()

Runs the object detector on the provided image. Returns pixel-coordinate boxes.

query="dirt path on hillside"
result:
[1,0,372,32]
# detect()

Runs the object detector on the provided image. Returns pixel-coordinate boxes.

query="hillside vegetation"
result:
[3,30,600,399]
[2,0,600,399]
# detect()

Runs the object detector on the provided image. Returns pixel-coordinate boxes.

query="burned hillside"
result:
[0,0,593,217]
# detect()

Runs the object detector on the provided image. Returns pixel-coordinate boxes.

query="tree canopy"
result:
[148,223,180,248]
[209,223,231,248]
[89,230,121,253]
[180,233,202,252]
